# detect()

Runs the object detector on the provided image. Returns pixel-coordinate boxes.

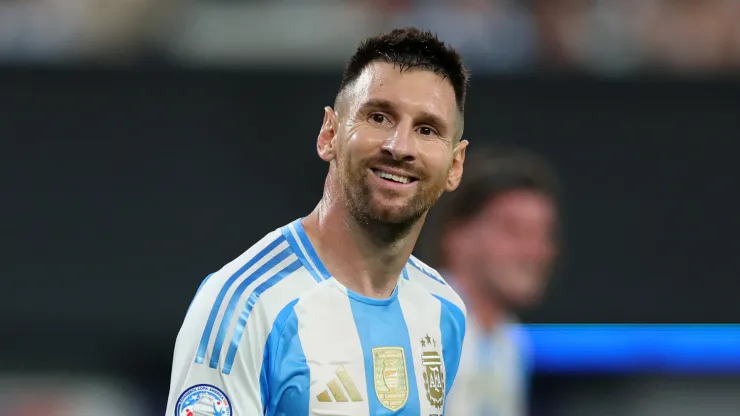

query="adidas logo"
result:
[316,365,363,403]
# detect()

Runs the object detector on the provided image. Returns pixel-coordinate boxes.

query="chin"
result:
[367,207,418,224]
[508,289,545,309]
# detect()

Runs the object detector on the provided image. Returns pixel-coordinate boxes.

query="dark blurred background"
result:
[2,1,740,415]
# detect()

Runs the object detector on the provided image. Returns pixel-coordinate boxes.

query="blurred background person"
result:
[429,145,560,416]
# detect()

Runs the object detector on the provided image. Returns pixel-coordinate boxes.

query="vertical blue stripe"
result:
[433,295,466,396]
[292,218,331,279]
[187,273,214,314]
[195,236,285,364]
[281,223,322,283]
[402,266,409,280]
[260,299,300,410]
[223,259,303,374]
[261,298,310,415]
[209,247,292,369]
[349,290,420,415]
[408,257,446,285]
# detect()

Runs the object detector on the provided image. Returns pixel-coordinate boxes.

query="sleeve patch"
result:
[174,384,232,416]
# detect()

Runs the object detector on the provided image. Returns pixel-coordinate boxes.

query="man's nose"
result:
[382,123,417,162]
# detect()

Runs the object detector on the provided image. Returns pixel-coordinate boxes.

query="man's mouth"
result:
[371,168,417,185]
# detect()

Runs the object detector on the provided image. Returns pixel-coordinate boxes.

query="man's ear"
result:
[446,139,468,192]
[317,106,339,162]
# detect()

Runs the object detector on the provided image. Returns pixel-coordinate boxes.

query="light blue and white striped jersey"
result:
[166,218,467,416]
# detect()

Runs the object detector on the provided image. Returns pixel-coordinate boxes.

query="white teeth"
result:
[376,170,411,184]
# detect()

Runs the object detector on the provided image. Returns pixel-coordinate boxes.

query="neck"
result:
[448,258,506,332]
[302,197,424,299]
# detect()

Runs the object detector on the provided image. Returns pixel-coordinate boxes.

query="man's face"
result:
[472,190,557,307]
[329,62,466,225]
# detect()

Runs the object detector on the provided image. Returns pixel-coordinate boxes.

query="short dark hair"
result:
[338,28,469,113]
[439,144,560,227]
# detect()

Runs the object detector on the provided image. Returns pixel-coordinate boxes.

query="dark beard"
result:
[342,169,429,245]
[338,154,444,245]
[350,203,422,245]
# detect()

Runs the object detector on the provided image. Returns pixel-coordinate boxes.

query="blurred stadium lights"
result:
[2,0,740,74]
[162,2,381,68]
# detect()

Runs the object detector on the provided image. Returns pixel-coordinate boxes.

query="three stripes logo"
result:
[316,365,363,403]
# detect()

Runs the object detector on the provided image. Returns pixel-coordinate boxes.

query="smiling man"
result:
[166,28,470,416]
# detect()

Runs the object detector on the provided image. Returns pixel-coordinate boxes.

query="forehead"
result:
[347,61,458,121]
[483,190,557,224]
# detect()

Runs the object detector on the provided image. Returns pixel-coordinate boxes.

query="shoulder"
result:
[185,225,322,338]
[405,254,467,319]
[195,228,296,305]
[172,224,328,374]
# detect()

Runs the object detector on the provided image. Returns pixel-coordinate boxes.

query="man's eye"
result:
[418,126,436,136]
[370,114,387,124]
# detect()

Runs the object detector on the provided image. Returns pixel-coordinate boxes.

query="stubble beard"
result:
[339,159,444,244]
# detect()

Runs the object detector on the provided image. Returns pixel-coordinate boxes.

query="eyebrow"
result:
[359,98,450,135]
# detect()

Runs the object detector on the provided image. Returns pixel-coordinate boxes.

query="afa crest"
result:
[372,347,409,411]
[421,334,445,409]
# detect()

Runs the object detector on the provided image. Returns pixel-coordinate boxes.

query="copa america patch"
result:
[175,384,232,416]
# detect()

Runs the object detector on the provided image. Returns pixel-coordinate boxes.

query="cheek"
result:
[344,130,381,162]
[347,123,386,146]
[420,147,453,179]
[540,241,558,263]
[482,234,516,261]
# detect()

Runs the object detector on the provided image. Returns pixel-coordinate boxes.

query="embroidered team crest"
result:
[175,384,231,416]
[372,347,409,411]
[421,334,445,409]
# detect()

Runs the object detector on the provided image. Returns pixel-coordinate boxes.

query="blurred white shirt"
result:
[445,293,531,416]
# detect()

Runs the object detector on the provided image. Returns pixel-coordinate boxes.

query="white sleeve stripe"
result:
[208,249,296,370]
[221,258,303,374]
[194,235,286,365]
